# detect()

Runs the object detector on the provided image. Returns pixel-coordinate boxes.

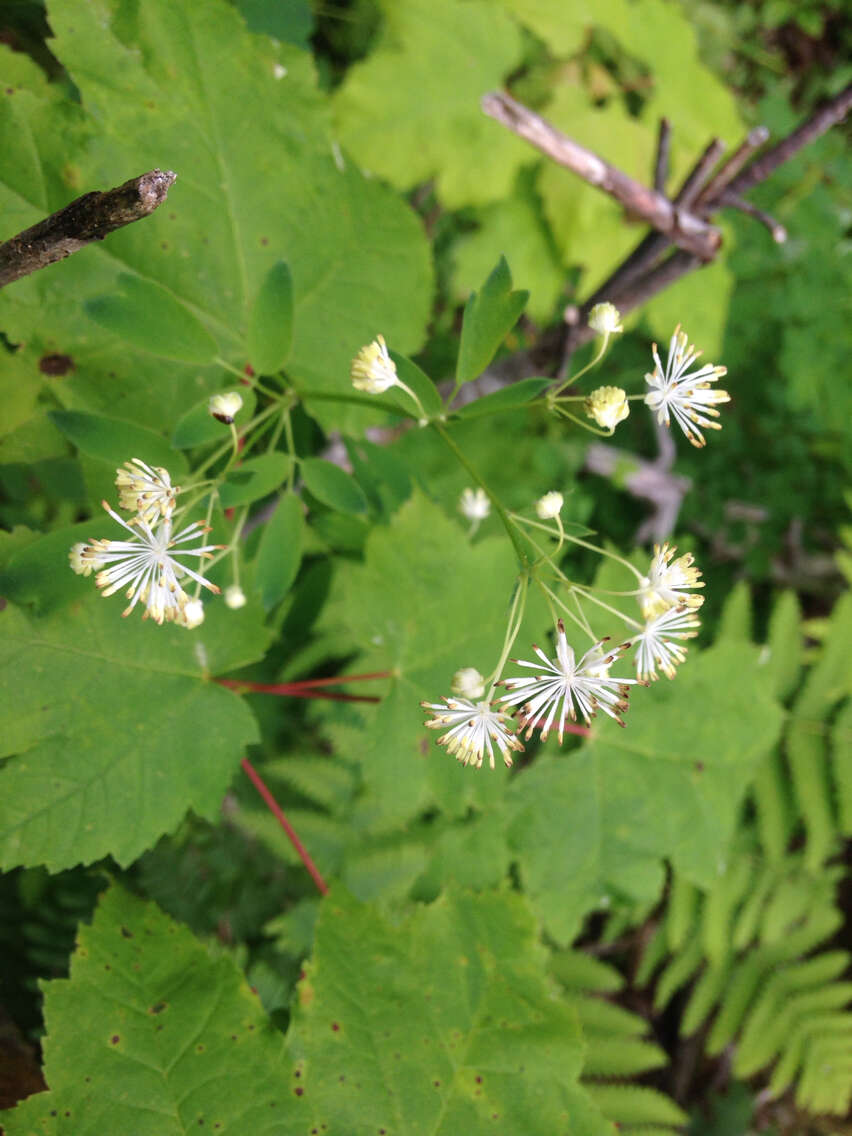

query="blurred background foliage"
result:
[0,0,849,1133]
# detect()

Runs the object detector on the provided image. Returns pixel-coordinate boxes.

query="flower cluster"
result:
[69,459,220,627]
[624,543,703,681]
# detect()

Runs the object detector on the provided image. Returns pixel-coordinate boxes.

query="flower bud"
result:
[451,667,486,699]
[585,386,629,432]
[535,491,563,520]
[459,487,490,522]
[208,391,243,424]
[588,302,623,336]
[180,598,205,629]
[224,584,247,610]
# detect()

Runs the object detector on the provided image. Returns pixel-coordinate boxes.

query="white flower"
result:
[115,459,178,525]
[459,487,490,522]
[224,584,247,610]
[588,302,623,336]
[451,667,486,699]
[178,597,205,629]
[79,501,220,625]
[350,335,399,394]
[500,621,640,740]
[422,696,523,770]
[644,326,730,447]
[209,391,244,424]
[638,543,704,619]
[626,605,701,681]
[535,491,564,520]
[585,386,629,432]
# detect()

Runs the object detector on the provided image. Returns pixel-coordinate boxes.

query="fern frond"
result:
[580,1034,668,1078]
[584,1083,687,1128]
[653,933,703,1010]
[549,947,624,993]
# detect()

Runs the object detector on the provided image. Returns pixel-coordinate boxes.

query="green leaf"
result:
[0,0,432,436]
[300,457,367,514]
[508,643,785,943]
[332,0,530,208]
[0,883,303,1135]
[1,521,111,613]
[454,377,550,420]
[452,168,567,325]
[0,595,270,871]
[456,257,529,385]
[219,452,291,507]
[288,888,611,1135]
[85,273,219,363]
[389,350,443,418]
[255,493,304,609]
[48,411,188,473]
[171,388,256,449]
[247,260,293,375]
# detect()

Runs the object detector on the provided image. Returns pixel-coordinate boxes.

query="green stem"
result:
[486,575,528,699]
[431,422,529,567]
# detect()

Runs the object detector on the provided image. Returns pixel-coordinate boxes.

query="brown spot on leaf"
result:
[39,353,75,376]
[120,926,133,939]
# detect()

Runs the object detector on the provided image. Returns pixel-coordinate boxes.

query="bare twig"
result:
[481,91,721,260]
[673,138,726,209]
[717,192,787,242]
[0,169,177,288]
[695,125,770,208]
[725,81,852,197]
[653,117,671,194]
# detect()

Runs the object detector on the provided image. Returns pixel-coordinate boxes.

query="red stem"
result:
[240,756,329,896]
[271,671,391,689]
[216,678,379,702]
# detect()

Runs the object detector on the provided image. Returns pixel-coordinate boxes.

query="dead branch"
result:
[481,91,721,260]
[482,83,851,368]
[0,169,177,288]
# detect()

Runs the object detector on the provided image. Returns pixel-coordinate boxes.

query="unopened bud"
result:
[209,391,243,424]
[588,302,623,336]
[451,667,486,699]
[535,491,563,520]
[224,584,247,610]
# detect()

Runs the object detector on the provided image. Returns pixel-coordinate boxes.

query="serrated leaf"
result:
[255,493,304,609]
[85,273,219,363]
[171,388,256,449]
[288,888,611,1135]
[507,643,784,943]
[219,452,291,507]
[0,596,271,871]
[300,458,367,514]
[0,0,432,436]
[454,377,550,420]
[248,260,293,375]
[332,0,530,208]
[0,883,304,1135]
[48,411,187,473]
[456,257,529,385]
